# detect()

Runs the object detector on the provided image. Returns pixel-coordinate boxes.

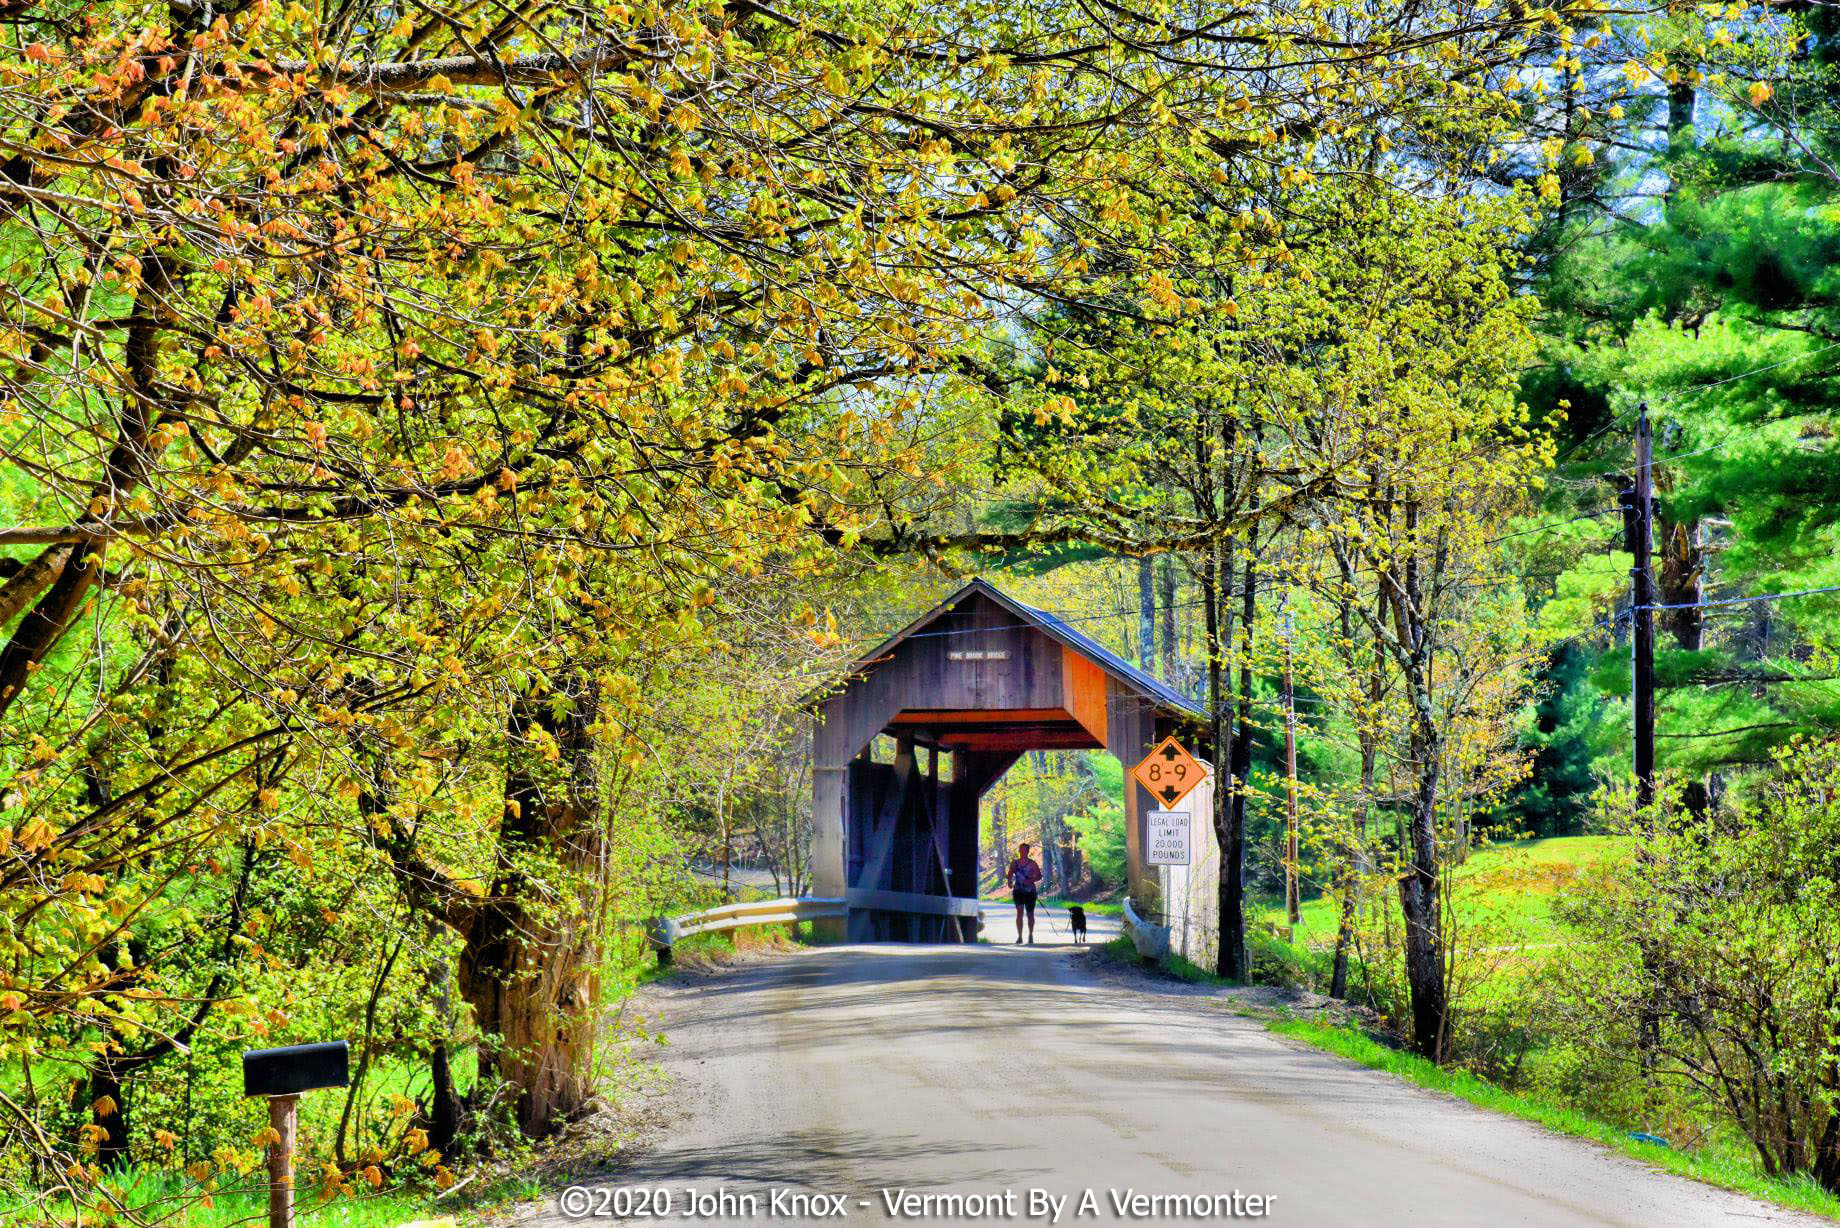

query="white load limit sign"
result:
[1146,810,1191,866]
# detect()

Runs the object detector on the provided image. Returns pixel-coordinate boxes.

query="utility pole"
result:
[1623,406,1661,1088]
[1620,405,1657,810]
[1280,602,1301,928]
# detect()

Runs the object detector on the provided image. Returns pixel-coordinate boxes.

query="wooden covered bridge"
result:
[811,579,1207,942]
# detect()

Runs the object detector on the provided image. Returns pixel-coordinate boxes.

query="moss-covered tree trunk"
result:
[455,678,603,1137]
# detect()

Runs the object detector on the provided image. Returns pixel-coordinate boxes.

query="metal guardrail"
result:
[1121,896,1171,963]
[844,887,981,918]
[651,896,847,963]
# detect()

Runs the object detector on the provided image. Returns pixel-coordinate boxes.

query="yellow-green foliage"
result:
[1262,837,1623,986]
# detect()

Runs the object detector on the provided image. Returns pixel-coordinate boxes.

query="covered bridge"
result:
[812,579,1209,942]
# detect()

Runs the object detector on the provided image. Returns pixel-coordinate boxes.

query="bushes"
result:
[1513,1032,1657,1132]
[1245,931,1320,991]
[1252,759,1840,1205]
[1545,742,1840,1194]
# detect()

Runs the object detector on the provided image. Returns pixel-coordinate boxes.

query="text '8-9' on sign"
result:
[1131,735,1205,807]
[1146,810,1191,866]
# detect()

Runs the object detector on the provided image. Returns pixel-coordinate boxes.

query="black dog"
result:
[1067,905,1088,943]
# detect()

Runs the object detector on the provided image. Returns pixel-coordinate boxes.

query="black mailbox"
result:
[242,1042,350,1098]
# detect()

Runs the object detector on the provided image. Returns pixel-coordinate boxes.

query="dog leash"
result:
[1043,904,1088,939]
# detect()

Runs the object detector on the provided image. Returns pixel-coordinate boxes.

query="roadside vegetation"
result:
[1148,765,1840,1214]
[1270,1020,1840,1223]
[1259,836,1618,952]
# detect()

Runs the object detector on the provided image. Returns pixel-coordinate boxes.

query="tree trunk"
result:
[720,802,733,901]
[1137,555,1156,671]
[335,927,407,1164]
[1158,556,1179,683]
[1056,814,1070,894]
[1659,512,1722,816]
[1204,529,1243,979]
[990,796,1008,891]
[78,837,253,1168]
[455,678,604,1138]
[0,541,100,719]
[426,948,465,1154]
[1666,77,1696,154]
[1332,695,1379,998]
[1330,574,1381,1000]
[1280,627,1300,927]
[1397,715,1447,1060]
[0,257,179,721]
[427,1039,462,1153]
[1225,533,1257,975]
[80,1057,131,1170]
[1658,518,1704,653]
[1389,501,1449,1061]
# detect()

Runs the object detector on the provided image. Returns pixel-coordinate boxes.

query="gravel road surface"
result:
[525,912,1820,1228]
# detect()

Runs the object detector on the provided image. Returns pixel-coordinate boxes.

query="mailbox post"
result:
[242,1042,350,1228]
[265,1093,298,1228]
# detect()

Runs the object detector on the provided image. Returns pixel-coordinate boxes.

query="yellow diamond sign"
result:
[1131,736,1204,808]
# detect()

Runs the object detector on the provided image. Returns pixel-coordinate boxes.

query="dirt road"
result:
[525,929,1821,1227]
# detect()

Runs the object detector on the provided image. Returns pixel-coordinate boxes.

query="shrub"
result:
[1548,742,1840,1193]
[1246,931,1320,991]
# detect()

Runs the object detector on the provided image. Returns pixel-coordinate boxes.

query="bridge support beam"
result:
[810,765,848,942]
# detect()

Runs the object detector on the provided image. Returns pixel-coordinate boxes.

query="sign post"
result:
[243,1042,350,1228]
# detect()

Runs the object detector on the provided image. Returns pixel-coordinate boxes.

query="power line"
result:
[846,483,1617,655]
[877,565,1570,650]
[1655,338,1840,407]
[1640,583,1840,613]
[1632,338,1840,467]
[1559,338,1840,473]
[1486,505,1617,544]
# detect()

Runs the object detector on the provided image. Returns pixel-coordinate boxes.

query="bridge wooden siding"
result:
[811,580,1206,941]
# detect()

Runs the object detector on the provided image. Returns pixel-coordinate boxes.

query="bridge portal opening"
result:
[974,749,1121,903]
[811,579,1207,942]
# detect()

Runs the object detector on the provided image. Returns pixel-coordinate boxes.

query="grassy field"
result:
[1257,835,1623,958]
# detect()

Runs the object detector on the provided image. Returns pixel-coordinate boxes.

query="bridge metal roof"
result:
[1002,585,1208,723]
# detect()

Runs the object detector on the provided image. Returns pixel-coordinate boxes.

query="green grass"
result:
[0,1129,554,1228]
[1258,836,1622,976]
[1093,933,1222,982]
[1038,895,1123,917]
[1271,1019,1840,1223]
[1164,950,1229,984]
[1096,931,1321,994]
[0,1168,435,1228]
